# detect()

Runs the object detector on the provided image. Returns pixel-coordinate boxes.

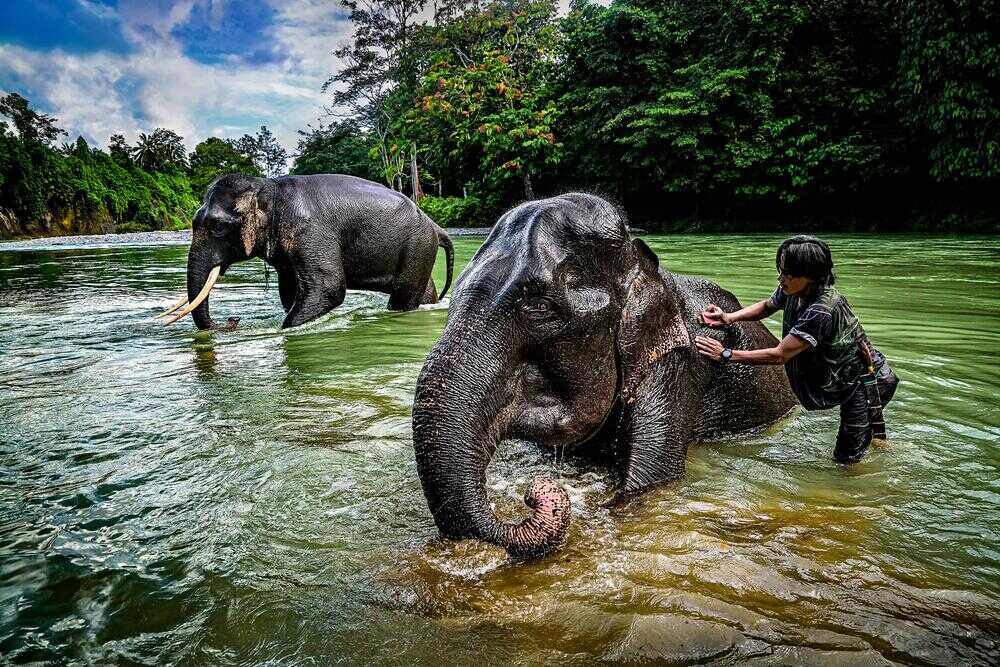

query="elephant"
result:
[411,193,796,559]
[159,173,454,329]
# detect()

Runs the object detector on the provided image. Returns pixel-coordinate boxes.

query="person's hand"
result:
[695,335,724,361]
[699,304,729,327]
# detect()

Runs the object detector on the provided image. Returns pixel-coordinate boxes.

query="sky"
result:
[0,0,356,156]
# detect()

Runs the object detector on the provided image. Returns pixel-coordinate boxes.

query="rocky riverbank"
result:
[0,227,492,251]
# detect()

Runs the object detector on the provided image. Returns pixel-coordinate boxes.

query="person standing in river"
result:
[694,235,899,464]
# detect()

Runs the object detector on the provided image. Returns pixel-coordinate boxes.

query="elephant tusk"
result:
[164,266,221,325]
[155,295,188,318]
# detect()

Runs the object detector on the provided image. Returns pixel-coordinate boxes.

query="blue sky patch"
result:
[171,2,285,66]
[0,0,131,56]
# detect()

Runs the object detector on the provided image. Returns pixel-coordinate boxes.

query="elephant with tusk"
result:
[158,173,453,329]
[411,193,796,559]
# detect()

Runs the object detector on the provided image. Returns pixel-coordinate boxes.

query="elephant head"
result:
[412,193,688,559]
[159,174,275,329]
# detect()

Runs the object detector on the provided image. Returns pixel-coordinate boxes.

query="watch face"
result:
[722,349,732,360]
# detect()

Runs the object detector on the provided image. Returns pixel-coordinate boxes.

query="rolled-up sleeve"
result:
[768,287,786,310]
[789,304,832,347]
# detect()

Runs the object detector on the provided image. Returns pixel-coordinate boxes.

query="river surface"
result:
[1,234,998,665]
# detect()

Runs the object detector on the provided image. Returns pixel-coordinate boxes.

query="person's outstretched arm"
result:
[700,298,778,327]
[695,333,809,365]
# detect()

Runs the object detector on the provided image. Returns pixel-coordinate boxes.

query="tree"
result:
[895,0,1000,182]
[72,136,91,160]
[399,1,563,200]
[253,125,289,177]
[551,0,901,215]
[188,137,262,197]
[131,128,188,172]
[108,134,132,166]
[324,0,429,187]
[227,127,289,177]
[0,92,67,145]
[403,50,562,200]
[290,121,382,180]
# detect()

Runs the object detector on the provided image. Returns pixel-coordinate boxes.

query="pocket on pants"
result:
[877,363,899,405]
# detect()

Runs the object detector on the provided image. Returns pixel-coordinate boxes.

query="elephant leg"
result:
[387,233,437,311]
[387,283,428,311]
[281,261,346,328]
[615,362,698,496]
[421,278,438,304]
[276,265,297,313]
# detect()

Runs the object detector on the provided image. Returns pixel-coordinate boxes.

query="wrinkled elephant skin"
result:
[170,173,453,330]
[411,193,795,559]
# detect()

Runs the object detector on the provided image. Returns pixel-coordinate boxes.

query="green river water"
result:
[1,234,998,665]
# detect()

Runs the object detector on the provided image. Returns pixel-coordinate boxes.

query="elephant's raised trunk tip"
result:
[496,477,571,560]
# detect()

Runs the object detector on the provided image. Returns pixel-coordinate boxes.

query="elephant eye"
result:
[520,297,557,319]
[209,219,229,238]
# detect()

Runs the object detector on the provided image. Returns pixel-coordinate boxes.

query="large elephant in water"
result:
[412,193,795,559]
[159,173,453,329]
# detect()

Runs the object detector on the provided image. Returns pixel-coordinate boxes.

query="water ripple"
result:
[1,237,998,664]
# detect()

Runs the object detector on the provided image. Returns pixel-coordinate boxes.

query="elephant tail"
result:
[437,230,454,300]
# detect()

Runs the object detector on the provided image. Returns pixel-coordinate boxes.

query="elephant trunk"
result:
[412,318,571,560]
[187,247,220,330]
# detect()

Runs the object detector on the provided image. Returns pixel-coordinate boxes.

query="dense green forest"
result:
[1,0,996,239]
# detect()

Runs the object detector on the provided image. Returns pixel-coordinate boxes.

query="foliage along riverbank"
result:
[2,0,998,239]
[0,94,286,241]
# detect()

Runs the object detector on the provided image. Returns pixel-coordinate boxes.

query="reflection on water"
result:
[1,235,998,665]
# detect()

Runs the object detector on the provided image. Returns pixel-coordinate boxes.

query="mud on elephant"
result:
[411,193,796,559]
[159,173,453,329]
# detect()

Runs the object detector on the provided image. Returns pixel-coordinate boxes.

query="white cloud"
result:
[1,0,353,162]
[77,0,119,22]
[0,46,141,145]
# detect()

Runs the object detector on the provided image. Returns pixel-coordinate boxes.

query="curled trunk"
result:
[412,318,571,559]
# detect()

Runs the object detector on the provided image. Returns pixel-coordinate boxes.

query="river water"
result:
[1,234,998,665]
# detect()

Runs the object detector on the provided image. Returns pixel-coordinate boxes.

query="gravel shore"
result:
[0,227,492,251]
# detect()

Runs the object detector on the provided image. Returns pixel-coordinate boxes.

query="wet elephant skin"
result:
[411,193,796,559]
[184,173,453,329]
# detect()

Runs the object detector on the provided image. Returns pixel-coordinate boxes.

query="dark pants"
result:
[834,362,899,464]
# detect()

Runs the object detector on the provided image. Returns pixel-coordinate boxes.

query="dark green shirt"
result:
[769,286,882,410]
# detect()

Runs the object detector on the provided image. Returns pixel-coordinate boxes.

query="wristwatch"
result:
[720,348,733,364]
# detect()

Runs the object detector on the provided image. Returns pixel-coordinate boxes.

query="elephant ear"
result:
[233,182,271,256]
[612,238,695,495]
[616,238,691,392]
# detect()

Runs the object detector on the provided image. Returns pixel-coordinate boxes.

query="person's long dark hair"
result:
[776,235,835,301]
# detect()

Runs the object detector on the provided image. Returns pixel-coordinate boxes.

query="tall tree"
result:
[399,1,562,200]
[108,134,132,166]
[895,0,1000,182]
[324,0,429,188]
[253,125,289,177]
[290,120,382,180]
[231,133,261,170]
[552,0,901,214]
[131,128,188,172]
[0,92,67,145]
